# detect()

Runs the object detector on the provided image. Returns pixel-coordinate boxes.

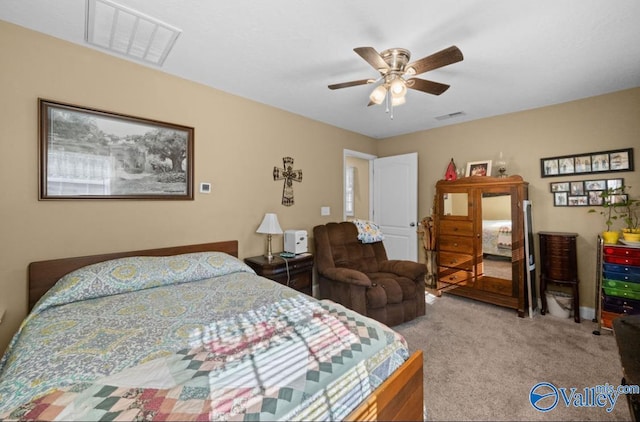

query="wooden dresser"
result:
[435,175,529,316]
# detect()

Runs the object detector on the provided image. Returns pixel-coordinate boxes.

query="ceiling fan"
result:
[328,45,463,110]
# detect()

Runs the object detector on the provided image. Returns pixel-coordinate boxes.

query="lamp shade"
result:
[389,78,407,98]
[256,213,282,234]
[369,85,387,105]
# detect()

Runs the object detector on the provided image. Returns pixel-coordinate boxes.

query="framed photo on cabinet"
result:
[466,160,492,177]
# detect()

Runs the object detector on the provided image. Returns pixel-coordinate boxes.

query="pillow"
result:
[351,219,385,243]
[32,252,255,314]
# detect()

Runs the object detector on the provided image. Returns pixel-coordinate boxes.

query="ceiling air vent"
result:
[435,111,466,121]
[85,0,182,66]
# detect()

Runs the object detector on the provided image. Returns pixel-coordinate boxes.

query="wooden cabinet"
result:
[435,175,529,316]
[244,254,314,296]
[538,231,580,322]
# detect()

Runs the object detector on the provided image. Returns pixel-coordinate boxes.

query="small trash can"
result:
[545,290,572,318]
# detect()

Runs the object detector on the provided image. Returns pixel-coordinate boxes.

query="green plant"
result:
[588,187,623,232]
[614,185,640,232]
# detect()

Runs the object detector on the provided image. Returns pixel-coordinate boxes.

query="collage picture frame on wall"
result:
[541,148,633,178]
[551,178,624,207]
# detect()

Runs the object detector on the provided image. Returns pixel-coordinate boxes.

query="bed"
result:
[0,241,423,421]
[482,219,512,258]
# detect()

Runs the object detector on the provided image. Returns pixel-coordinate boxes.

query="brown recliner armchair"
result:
[313,221,426,326]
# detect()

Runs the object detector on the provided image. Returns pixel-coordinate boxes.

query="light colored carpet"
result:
[394,293,632,421]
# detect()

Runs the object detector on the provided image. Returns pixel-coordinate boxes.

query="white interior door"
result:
[373,153,418,261]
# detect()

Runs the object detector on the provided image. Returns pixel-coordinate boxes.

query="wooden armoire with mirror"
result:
[434,175,529,317]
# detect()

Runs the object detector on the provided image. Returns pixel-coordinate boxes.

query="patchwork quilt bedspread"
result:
[482,219,513,257]
[0,252,409,421]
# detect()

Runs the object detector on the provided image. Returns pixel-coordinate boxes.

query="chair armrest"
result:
[379,260,426,281]
[319,267,372,287]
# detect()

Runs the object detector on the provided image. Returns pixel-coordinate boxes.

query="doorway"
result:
[343,150,374,220]
[343,149,418,261]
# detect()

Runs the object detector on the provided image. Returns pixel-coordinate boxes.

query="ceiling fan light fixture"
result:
[389,78,407,98]
[369,85,387,105]
[391,95,406,107]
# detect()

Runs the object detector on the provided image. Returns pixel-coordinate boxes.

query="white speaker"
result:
[284,230,308,254]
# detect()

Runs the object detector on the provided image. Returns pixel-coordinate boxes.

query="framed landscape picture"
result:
[39,99,194,200]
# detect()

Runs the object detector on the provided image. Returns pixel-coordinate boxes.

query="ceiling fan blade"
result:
[328,78,374,90]
[406,46,463,76]
[406,78,450,95]
[354,47,390,72]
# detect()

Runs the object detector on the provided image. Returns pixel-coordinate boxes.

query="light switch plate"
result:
[321,206,330,216]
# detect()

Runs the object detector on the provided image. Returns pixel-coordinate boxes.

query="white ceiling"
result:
[2,0,640,139]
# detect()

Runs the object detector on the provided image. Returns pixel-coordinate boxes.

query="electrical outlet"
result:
[321,206,330,216]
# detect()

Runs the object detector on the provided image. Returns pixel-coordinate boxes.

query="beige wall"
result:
[1,20,639,353]
[0,21,377,353]
[378,88,640,316]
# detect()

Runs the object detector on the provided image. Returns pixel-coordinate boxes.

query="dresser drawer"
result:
[603,269,640,283]
[604,245,640,258]
[604,255,640,266]
[438,267,473,286]
[438,235,474,254]
[438,252,474,271]
[603,263,640,276]
[603,295,640,314]
[603,279,640,292]
[480,277,513,296]
[439,220,473,237]
[603,287,640,300]
[601,310,621,329]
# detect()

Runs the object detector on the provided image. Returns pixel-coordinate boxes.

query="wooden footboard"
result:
[346,349,424,421]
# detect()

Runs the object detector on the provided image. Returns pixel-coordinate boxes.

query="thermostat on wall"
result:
[200,182,211,193]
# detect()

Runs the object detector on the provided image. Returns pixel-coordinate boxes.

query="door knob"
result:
[409,222,416,227]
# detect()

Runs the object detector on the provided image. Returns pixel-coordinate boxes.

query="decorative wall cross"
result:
[273,157,303,206]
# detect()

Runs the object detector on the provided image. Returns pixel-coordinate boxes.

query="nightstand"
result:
[244,253,314,296]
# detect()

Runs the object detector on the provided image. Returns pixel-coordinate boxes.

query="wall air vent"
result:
[435,111,466,121]
[85,0,182,66]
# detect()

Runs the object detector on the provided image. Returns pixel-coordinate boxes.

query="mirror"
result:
[481,192,512,279]
[442,192,468,216]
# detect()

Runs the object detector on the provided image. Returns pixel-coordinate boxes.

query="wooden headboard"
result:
[27,241,238,311]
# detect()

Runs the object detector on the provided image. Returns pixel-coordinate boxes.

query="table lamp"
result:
[256,213,282,261]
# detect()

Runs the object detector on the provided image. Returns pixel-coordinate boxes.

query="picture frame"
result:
[466,160,492,177]
[584,180,606,191]
[554,192,568,207]
[606,194,628,206]
[570,181,584,196]
[549,177,624,207]
[607,178,624,190]
[39,99,194,200]
[568,196,588,206]
[550,182,570,192]
[588,191,603,206]
[540,148,634,178]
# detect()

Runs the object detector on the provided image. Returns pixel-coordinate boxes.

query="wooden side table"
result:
[244,253,314,296]
[538,231,580,322]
